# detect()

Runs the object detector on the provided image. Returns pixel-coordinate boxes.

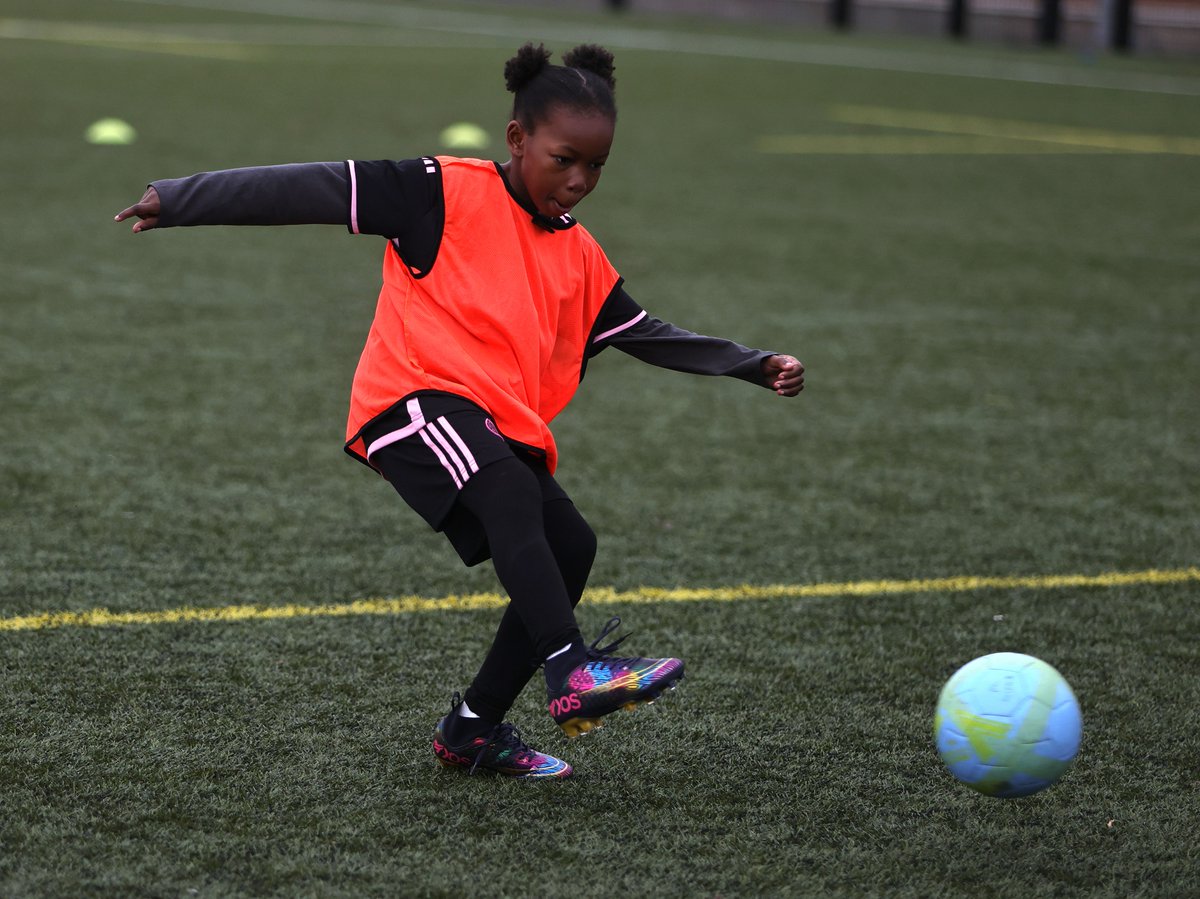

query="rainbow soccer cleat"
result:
[546,616,685,738]
[433,704,572,779]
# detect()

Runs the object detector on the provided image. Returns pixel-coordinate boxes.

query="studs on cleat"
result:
[560,717,604,738]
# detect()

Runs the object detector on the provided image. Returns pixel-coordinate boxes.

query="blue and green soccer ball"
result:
[935,652,1082,798]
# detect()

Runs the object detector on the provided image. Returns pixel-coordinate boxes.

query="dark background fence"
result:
[570,0,1200,54]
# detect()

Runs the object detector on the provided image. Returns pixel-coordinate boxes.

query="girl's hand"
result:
[762,354,804,396]
[114,186,161,233]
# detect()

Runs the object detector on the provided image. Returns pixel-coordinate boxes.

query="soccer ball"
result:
[935,652,1082,798]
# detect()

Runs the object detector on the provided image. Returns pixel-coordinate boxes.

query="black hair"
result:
[504,42,617,131]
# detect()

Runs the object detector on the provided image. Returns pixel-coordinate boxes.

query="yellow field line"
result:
[1,567,1195,634]
[830,105,1200,155]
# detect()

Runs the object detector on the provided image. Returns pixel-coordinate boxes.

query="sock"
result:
[443,699,494,745]
[544,641,586,692]
[457,700,480,718]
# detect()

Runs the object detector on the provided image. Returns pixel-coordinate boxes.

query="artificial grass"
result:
[1,0,1198,895]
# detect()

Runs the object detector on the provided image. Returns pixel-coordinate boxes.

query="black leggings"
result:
[455,457,597,723]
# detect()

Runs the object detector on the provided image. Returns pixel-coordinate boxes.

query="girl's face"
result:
[503,106,615,220]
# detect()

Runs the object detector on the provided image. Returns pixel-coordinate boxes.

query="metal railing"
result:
[582,0,1200,54]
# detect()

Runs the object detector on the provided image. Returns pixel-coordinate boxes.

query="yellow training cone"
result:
[86,118,137,145]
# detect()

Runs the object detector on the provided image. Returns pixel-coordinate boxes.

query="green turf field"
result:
[2,0,1199,895]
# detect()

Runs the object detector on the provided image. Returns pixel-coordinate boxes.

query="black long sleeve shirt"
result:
[150,160,775,386]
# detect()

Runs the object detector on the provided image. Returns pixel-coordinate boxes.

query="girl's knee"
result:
[545,499,597,590]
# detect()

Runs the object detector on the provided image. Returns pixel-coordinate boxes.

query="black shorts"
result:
[363,392,566,565]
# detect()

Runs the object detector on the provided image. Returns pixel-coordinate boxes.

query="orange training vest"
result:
[344,157,621,473]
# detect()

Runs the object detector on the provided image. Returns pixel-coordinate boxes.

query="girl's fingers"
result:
[115,203,152,221]
[115,203,158,231]
[774,361,804,395]
[115,189,160,224]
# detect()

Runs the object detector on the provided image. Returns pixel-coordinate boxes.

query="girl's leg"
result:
[461,494,597,725]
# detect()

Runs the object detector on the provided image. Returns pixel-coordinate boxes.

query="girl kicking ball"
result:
[116,43,804,779]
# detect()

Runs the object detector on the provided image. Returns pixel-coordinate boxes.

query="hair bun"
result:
[562,44,616,90]
[504,42,552,93]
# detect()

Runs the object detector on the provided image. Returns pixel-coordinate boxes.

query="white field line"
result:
[757,104,1200,155]
[830,104,1200,153]
[114,0,1200,96]
[0,17,503,49]
[758,135,1121,154]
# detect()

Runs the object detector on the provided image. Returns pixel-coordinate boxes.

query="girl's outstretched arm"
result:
[113,163,351,232]
[589,286,804,397]
[113,159,444,277]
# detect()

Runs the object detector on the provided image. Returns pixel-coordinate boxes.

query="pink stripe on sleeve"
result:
[592,310,647,343]
[348,160,360,234]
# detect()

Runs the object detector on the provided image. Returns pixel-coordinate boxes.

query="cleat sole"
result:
[559,717,604,738]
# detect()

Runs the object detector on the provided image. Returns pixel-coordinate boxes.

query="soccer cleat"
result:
[546,616,685,738]
[433,699,572,779]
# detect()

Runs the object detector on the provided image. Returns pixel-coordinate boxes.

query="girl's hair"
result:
[504,42,616,130]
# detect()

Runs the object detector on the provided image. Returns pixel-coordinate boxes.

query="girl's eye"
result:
[553,156,570,165]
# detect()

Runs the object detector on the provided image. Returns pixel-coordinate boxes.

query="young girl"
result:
[116,43,804,779]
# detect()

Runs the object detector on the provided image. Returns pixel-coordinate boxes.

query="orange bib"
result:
[345,157,621,473]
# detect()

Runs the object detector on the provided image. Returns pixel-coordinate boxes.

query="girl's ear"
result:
[506,119,527,157]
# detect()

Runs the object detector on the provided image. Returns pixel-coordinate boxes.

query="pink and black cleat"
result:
[546,616,685,738]
[434,703,572,779]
